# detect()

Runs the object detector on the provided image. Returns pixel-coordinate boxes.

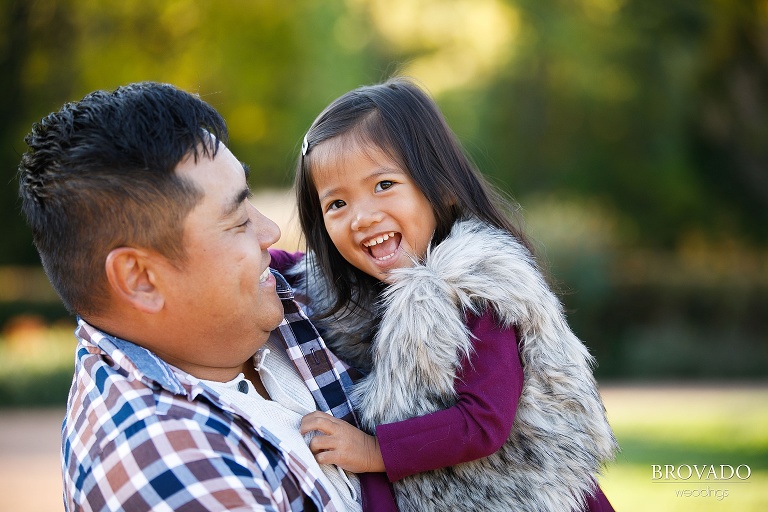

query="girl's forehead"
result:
[310,136,397,174]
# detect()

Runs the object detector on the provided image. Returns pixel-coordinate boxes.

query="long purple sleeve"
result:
[268,249,304,275]
[375,311,523,481]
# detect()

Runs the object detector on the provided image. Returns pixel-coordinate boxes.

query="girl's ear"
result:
[104,248,165,313]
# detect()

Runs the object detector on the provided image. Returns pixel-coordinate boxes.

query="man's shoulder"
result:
[61,355,299,511]
[66,322,272,453]
[61,349,326,512]
[62,348,272,496]
[65,349,181,444]
[66,343,250,439]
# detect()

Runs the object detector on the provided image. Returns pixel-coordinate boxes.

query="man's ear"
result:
[104,247,165,313]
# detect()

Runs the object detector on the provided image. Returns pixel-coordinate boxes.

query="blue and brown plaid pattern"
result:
[270,269,358,426]
[62,270,355,511]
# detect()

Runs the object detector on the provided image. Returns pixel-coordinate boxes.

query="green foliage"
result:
[524,196,768,380]
[0,301,70,331]
[448,0,767,248]
[3,0,766,265]
[0,323,75,408]
[1,0,765,381]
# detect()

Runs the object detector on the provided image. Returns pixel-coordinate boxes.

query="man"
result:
[17,82,363,511]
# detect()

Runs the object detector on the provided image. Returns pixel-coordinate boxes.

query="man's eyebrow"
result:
[222,186,252,219]
[220,162,253,219]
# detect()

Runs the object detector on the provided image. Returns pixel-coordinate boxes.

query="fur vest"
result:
[290,218,617,512]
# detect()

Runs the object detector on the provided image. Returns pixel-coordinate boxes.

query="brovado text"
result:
[652,464,751,481]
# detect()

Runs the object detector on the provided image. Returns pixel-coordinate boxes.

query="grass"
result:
[598,384,768,511]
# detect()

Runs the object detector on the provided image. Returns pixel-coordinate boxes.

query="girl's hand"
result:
[300,411,385,473]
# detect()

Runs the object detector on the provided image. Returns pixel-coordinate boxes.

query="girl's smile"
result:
[312,141,437,282]
[362,231,401,261]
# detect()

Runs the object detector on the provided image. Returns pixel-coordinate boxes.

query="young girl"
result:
[271,77,617,511]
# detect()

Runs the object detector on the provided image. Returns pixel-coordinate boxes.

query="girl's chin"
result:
[367,250,416,282]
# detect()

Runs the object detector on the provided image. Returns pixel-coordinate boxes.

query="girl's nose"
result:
[350,207,384,231]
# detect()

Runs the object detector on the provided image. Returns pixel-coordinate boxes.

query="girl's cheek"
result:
[325,227,346,249]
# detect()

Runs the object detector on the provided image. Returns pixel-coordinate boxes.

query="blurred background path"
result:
[0,409,63,512]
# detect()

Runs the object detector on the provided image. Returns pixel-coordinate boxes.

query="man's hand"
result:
[300,411,385,473]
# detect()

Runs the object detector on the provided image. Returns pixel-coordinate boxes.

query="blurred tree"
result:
[444,0,765,249]
[1,0,80,266]
[2,0,766,266]
[689,0,768,243]
[0,1,34,266]
[0,0,380,265]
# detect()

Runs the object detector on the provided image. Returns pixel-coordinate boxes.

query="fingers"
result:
[299,411,337,435]
[299,411,385,472]
[313,448,338,466]
[306,432,349,467]
[307,432,336,455]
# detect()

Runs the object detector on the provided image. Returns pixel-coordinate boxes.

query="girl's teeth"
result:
[365,232,394,247]
[259,267,271,283]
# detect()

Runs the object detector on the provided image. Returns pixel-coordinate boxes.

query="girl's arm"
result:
[376,311,523,481]
[268,248,304,275]
[301,311,523,481]
[268,249,306,290]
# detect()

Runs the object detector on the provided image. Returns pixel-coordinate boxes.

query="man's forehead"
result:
[175,143,250,216]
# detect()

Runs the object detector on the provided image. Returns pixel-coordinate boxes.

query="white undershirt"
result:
[201,336,361,512]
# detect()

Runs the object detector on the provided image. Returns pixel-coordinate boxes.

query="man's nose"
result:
[251,206,281,247]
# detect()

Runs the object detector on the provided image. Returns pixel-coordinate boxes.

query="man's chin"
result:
[266,302,285,331]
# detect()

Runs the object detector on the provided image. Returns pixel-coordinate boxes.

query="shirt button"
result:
[237,380,249,394]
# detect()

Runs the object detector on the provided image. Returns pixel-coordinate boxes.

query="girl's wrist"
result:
[366,435,386,473]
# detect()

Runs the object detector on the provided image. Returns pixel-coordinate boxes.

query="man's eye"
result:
[328,199,346,211]
[375,181,393,192]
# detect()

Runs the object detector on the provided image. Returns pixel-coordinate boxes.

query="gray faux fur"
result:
[290,218,618,512]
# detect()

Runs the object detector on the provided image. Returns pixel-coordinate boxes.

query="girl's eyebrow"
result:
[318,167,403,203]
[319,186,341,204]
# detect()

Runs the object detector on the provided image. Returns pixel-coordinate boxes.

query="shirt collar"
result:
[76,318,187,396]
[271,268,294,300]
[74,269,295,397]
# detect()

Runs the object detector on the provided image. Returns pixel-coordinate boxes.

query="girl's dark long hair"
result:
[295,77,531,316]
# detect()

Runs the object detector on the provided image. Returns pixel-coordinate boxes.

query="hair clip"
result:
[301,134,309,156]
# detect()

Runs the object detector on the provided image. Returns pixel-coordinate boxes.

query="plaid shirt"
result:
[62,270,359,511]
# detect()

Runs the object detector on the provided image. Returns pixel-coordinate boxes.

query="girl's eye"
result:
[328,199,346,211]
[375,180,394,192]
[238,218,251,229]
